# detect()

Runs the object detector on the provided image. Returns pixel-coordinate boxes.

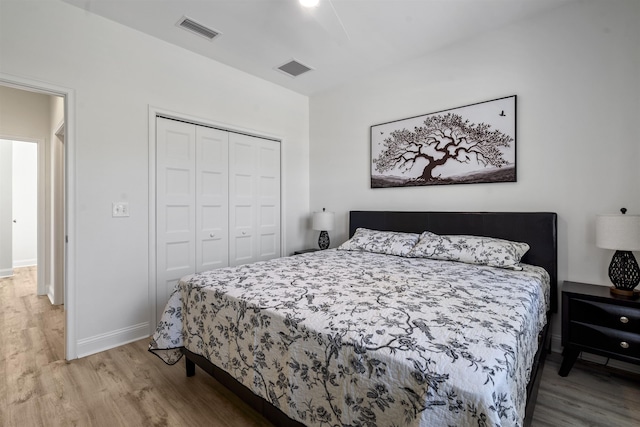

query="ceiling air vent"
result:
[177,16,221,41]
[276,60,313,78]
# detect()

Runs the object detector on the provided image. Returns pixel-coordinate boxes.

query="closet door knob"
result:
[620,341,629,349]
[242,231,246,235]
[209,233,215,238]
[620,316,629,324]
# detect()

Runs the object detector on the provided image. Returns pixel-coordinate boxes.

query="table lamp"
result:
[312,208,334,250]
[596,208,640,298]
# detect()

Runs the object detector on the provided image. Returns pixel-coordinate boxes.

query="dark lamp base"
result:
[608,250,640,292]
[318,230,330,250]
[610,286,640,299]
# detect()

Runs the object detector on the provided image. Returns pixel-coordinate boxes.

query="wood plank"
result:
[1,267,273,427]
[533,354,640,426]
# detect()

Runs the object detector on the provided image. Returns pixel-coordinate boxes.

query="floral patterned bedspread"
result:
[149,249,550,427]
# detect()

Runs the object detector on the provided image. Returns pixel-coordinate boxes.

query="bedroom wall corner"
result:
[309,0,640,261]
[308,0,640,352]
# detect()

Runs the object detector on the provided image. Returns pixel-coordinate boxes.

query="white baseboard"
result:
[13,259,37,268]
[550,332,640,375]
[76,322,149,358]
[0,267,13,278]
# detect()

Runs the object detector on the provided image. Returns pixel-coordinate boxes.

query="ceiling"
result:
[61,0,572,96]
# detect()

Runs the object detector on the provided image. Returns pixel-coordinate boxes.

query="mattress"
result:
[150,249,550,427]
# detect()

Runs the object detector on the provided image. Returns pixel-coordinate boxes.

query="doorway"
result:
[0,75,75,359]
[12,140,38,270]
[0,140,38,275]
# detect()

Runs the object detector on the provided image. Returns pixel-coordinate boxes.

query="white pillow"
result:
[338,228,420,257]
[407,231,530,270]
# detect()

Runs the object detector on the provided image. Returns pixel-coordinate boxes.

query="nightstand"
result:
[292,248,320,255]
[559,281,640,376]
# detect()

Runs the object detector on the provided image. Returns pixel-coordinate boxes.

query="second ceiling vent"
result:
[177,16,221,41]
[276,59,314,78]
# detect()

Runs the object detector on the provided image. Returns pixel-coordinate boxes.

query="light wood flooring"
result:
[2,266,639,426]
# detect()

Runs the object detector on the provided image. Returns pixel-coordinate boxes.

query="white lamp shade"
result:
[312,210,334,231]
[596,214,640,251]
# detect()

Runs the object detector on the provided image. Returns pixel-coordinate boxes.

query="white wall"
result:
[0,140,12,277]
[309,0,640,347]
[12,141,38,267]
[0,0,310,357]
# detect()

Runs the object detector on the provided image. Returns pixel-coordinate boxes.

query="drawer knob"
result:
[620,316,629,324]
[620,341,630,349]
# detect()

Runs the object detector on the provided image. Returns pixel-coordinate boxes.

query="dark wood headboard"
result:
[349,211,558,312]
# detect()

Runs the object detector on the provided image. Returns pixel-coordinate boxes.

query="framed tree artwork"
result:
[371,95,516,188]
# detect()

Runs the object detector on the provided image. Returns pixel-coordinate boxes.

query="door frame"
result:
[148,106,285,333]
[0,73,77,360]
[52,119,65,305]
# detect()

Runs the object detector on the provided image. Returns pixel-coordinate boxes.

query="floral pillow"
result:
[407,231,530,270]
[338,228,420,257]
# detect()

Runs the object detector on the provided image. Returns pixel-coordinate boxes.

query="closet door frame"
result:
[148,106,285,333]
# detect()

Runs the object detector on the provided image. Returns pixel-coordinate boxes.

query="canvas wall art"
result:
[371,95,516,188]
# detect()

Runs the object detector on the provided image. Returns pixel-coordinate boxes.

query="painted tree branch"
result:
[373,113,512,181]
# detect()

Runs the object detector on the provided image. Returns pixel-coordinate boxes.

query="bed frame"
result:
[183,211,558,427]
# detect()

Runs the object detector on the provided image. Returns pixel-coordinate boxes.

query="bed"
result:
[150,211,557,427]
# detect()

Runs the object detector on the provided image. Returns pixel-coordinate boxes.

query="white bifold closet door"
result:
[228,133,281,266]
[156,117,280,320]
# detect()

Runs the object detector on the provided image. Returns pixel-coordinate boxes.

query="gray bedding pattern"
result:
[149,249,550,427]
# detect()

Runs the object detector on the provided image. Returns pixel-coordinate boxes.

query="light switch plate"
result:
[112,202,130,217]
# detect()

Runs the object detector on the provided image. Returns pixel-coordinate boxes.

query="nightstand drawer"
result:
[569,298,640,332]
[569,321,640,359]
